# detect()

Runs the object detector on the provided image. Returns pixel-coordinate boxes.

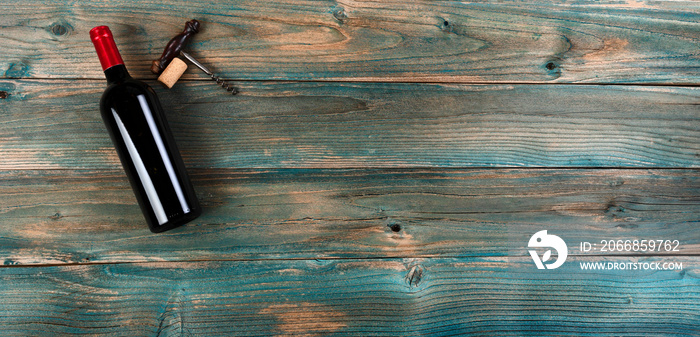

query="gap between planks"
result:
[2,254,699,269]
[10,167,700,171]
[5,78,700,88]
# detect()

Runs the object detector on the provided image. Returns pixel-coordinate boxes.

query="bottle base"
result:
[148,207,202,233]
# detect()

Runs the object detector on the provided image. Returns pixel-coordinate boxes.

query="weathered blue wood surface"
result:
[0,80,698,169]
[1,258,698,335]
[1,0,699,83]
[0,0,699,335]
[1,169,699,265]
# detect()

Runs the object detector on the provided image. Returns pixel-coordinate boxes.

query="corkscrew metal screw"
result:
[152,19,238,95]
[179,51,238,94]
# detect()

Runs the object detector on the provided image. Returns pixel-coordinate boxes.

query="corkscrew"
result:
[151,19,238,95]
[179,51,237,94]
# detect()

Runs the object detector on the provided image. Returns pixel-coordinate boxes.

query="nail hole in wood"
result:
[546,62,557,70]
[0,91,7,99]
[389,224,401,232]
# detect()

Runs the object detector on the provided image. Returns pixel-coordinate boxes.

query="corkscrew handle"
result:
[151,19,200,74]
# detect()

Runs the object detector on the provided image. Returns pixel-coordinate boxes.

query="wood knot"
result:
[51,24,68,36]
[332,7,348,22]
[543,58,562,79]
[49,20,73,37]
[0,91,8,99]
[605,201,625,214]
[439,17,453,32]
[606,179,625,187]
[405,265,424,288]
[5,62,29,78]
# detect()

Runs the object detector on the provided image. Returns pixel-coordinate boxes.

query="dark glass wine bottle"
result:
[90,26,201,233]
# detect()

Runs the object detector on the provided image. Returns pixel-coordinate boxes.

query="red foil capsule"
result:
[90,26,124,71]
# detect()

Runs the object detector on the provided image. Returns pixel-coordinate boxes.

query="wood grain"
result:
[1,169,698,265]
[0,0,698,83]
[1,80,698,169]
[1,1,699,333]
[0,257,697,336]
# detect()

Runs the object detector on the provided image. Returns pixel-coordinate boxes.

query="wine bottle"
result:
[90,26,201,233]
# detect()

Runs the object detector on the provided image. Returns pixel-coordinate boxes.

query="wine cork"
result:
[157,57,187,88]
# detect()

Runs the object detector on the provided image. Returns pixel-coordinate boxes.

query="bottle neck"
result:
[90,26,128,84]
[104,64,132,85]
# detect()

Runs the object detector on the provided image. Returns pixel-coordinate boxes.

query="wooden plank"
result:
[1,169,698,265]
[0,257,697,335]
[1,80,698,169]
[0,0,698,83]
